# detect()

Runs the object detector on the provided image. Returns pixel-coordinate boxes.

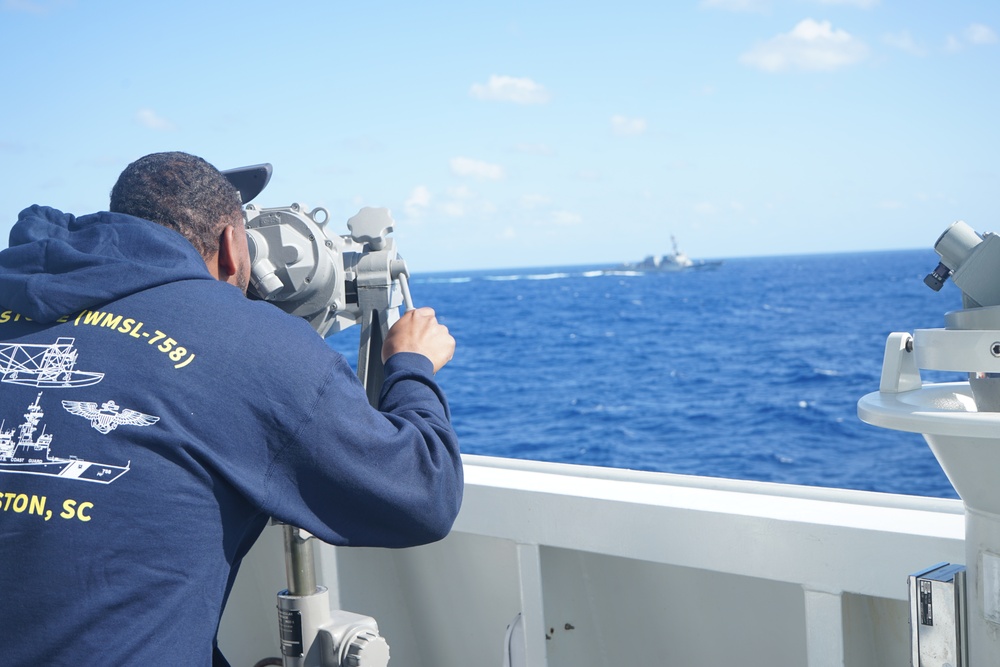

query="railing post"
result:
[804,587,845,667]
[510,543,548,667]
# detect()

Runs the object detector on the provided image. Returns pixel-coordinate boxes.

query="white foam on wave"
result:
[526,273,570,280]
[423,276,472,284]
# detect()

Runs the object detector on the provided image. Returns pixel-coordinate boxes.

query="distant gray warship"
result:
[619,236,722,273]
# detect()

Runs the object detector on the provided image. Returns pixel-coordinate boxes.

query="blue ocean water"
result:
[330,249,967,499]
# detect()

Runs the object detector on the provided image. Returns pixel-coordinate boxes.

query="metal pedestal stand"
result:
[270,208,411,667]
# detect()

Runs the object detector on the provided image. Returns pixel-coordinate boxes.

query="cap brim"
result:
[222,163,272,204]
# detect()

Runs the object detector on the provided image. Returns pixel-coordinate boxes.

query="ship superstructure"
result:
[0,392,129,483]
[618,236,722,273]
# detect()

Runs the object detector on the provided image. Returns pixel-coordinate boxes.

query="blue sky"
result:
[2,0,998,272]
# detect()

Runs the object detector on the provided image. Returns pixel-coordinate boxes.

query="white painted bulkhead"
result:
[218,454,964,666]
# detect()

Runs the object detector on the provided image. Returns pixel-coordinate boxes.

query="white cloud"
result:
[966,23,998,45]
[945,24,997,52]
[611,115,647,137]
[883,30,925,56]
[435,184,498,219]
[446,185,475,199]
[470,75,551,104]
[404,185,431,217]
[340,136,384,152]
[136,108,175,131]
[514,142,554,156]
[551,210,582,226]
[2,0,71,14]
[441,202,466,217]
[740,19,869,72]
[700,0,770,12]
[450,157,505,180]
[812,0,878,7]
[520,194,551,209]
[439,187,471,217]
[694,202,718,215]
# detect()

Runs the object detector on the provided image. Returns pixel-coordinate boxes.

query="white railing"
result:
[220,455,965,667]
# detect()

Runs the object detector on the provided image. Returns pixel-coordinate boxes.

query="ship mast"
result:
[18,392,44,445]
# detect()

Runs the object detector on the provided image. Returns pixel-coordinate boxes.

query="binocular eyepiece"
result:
[925,220,1000,308]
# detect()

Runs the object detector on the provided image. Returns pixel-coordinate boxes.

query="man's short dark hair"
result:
[109,152,242,257]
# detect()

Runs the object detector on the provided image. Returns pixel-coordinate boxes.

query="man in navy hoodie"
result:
[0,152,463,665]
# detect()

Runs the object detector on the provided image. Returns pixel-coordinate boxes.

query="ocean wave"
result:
[526,272,570,280]
[399,248,959,498]
[421,276,472,284]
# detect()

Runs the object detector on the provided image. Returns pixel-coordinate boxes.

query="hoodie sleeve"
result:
[262,350,463,547]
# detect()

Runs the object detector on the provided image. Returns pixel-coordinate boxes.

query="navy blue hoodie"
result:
[0,206,463,665]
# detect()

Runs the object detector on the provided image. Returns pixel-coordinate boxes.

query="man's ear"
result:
[216,225,238,280]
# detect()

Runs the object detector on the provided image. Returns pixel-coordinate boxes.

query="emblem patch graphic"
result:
[61,400,160,434]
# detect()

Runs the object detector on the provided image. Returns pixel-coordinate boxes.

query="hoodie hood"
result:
[0,205,214,323]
